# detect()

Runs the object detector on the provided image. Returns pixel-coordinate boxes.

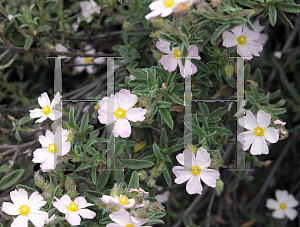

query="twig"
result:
[206,190,216,227]
[0,140,38,152]
[0,53,18,69]
[3,147,20,177]
[0,49,10,61]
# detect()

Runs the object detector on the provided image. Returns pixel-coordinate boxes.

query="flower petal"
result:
[244,41,263,56]
[257,110,271,129]
[53,195,72,214]
[176,149,196,168]
[125,108,147,122]
[28,192,46,210]
[272,209,285,219]
[161,7,173,17]
[232,25,243,37]
[242,27,260,41]
[266,198,279,210]
[65,212,81,226]
[116,89,138,111]
[10,188,28,207]
[145,8,164,20]
[11,215,28,227]
[1,202,20,215]
[222,31,238,47]
[195,147,211,169]
[74,197,94,209]
[61,142,71,156]
[286,194,299,208]
[237,131,256,151]
[109,209,132,225]
[48,110,62,121]
[186,176,203,194]
[29,109,44,119]
[200,169,220,187]
[156,40,172,54]
[86,65,96,74]
[50,92,61,109]
[188,45,200,58]
[36,115,48,123]
[237,44,252,59]
[28,210,48,227]
[159,55,178,72]
[264,127,279,143]
[173,166,192,184]
[238,110,258,131]
[275,190,289,203]
[38,92,50,108]
[285,208,298,221]
[77,208,96,219]
[32,148,51,164]
[40,154,56,172]
[250,136,268,155]
[113,118,131,138]
[256,34,268,45]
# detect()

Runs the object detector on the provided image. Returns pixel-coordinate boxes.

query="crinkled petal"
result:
[286,194,299,208]
[98,109,114,125]
[256,34,268,45]
[237,44,252,59]
[29,109,44,119]
[275,190,289,203]
[238,110,258,131]
[77,208,96,219]
[196,147,211,169]
[145,8,164,20]
[285,208,298,221]
[242,27,260,41]
[61,142,71,156]
[50,92,61,109]
[11,215,28,227]
[74,197,94,209]
[132,216,150,225]
[116,89,138,111]
[40,154,56,172]
[250,136,268,155]
[200,169,220,187]
[179,59,197,77]
[65,211,81,226]
[10,188,28,207]
[237,131,256,151]
[94,57,105,64]
[264,128,279,143]
[176,149,196,168]
[253,19,266,33]
[244,41,263,56]
[48,110,62,121]
[1,202,20,215]
[232,25,243,37]
[36,115,48,123]
[28,210,48,227]
[109,209,132,225]
[125,108,147,122]
[28,192,46,210]
[156,40,172,54]
[106,224,122,227]
[38,92,50,108]
[257,110,271,129]
[222,31,238,47]
[266,199,279,210]
[272,209,285,219]
[32,148,51,164]
[186,176,203,194]
[159,55,178,72]
[173,166,192,184]
[188,45,200,58]
[113,118,131,138]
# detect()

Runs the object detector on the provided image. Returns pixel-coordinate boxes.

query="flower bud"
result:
[212,0,220,7]
[138,171,147,181]
[21,5,28,13]
[149,18,165,28]
[224,64,234,79]
[94,199,106,209]
[216,179,224,196]
[150,202,165,212]
[134,193,145,205]
[197,5,205,13]
[65,176,75,191]
[67,189,79,199]
[106,202,120,213]
[146,178,156,187]
[34,171,45,188]
[66,129,75,143]
[123,22,131,30]
[152,50,163,61]
[135,209,148,219]
[110,183,121,198]
[150,30,162,39]
[150,167,160,178]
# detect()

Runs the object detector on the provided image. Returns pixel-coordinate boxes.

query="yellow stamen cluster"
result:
[126,225,134,227]
[114,108,126,119]
[164,0,174,7]
[118,195,130,205]
[85,57,93,64]
[47,143,58,154]
[173,49,182,58]
[237,35,247,45]
[19,205,30,216]
[279,203,287,210]
[254,127,264,136]
[190,166,201,176]
[66,201,79,212]
[42,105,51,115]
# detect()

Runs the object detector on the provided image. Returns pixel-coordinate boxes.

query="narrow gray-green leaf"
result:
[269,4,277,27]
[24,36,33,51]
[128,171,139,189]
[0,169,24,190]
[159,108,174,129]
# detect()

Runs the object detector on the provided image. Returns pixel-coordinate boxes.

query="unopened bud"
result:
[162,83,167,89]
[66,129,75,143]
[135,209,148,219]
[197,5,205,13]
[67,190,79,199]
[110,183,121,198]
[34,172,45,188]
[224,64,234,79]
[212,0,220,7]
[151,202,165,212]
[33,30,37,35]
[134,193,144,205]
[138,171,147,181]
[149,18,165,28]
[150,30,162,38]
[65,176,75,191]
[106,202,120,213]
[175,2,191,12]
[123,22,131,30]
[150,167,161,178]
[146,178,156,187]
[21,5,28,13]
[216,179,224,196]
[94,199,106,209]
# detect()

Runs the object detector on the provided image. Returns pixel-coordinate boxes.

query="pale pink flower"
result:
[156,39,200,78]
[237,110,279,155]
[266,190,298,221]
[155,191,170,203]
[1,188,48,227]
[252,20,268,45]
[32,127,70,172]
[162,83,167,89]
[98,89,147,138]
[172,147,220,195]
[79,0,101,22]
[222,24,263,60]
[53,195,96,226]
[145,0,185,20]
[107,209,151,227]
[274,120,286,126]
[74,45,106,74]
[29,92,61,123]
[278,127,286,140]
[100,195,135,209]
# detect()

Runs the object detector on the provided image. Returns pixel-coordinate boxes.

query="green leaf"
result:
[276,2,300,13]
[119,159,155,169]
[159,32,174,43]
[159,108,174,129]
[277,7,294,28]
[91,166,97,185]
[69,108,78,131]
[0,169,24,190]
[227,178,239,193]
[182,35,189,50]
[169,93,184,106]
[198,102,210,117]
[211,24,228,43]
[147,71,156,88]
[163,168,172,187]
[16,184,36,195]
[85,190,103,201]
[80,111,89,130]
[115,140,126,158]
[36,25,51,32]
[244,64,250,81]
[210,105,228,118]
[192,59,210,73]
[213,127,233,135]
[153,144,164,163]
[0,165,8,173]
[180,22,189,36]
[254,69,263,88]
[114,160,124,183]
[127,67,147,79]
[269,4,277,27]
[128,171,139,189]
[76,163,93,171]
[24,36,33,51]
[160,128,167,149]
[96,171,110,190]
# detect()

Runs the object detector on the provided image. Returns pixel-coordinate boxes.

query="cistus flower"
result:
[100,195,135,209]
[162,83,167,89]
[53,195,96,226]
[172,147,220,195]
[32,127,71,172]
[29,92,61,123]
[1,188,48,227]
[237,110,279,155]
[98,89,147,138]
[266,190,299,221]
[252,19,269,45]
[222,24,263,60]
[274,120,286,126]
[79,0,101,23]
[145,0,185,20]
[74,45,106,74]
[106,209,151,227]
[156,39,200,78]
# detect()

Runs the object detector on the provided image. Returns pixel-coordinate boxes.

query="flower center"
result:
[254,127,264,136]
[47,143,58,153]
[19,205,30,216]
[279,203,287,210]
[173,49,182,58]
[190,166,201,176]
[42,105,51,115]
[237,35,247,45]
[126,225,134,227]
[85,57,93,64]
[164,0,174,7]
[66,201,78,212]
[114,108,126,119]
[118,195,129,205]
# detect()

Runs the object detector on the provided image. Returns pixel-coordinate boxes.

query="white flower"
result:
[145,0,185,20]
[45,214,56,224]
[1,188,48,227]
[8,14,15,21]
[55,43,68,58]
[74,45,106,74]
[129,75,136,81]
[80,0,101,22]
[32,127,70,172]
[101,195,135,209]
[107,209,151,227]
[237,110,279,155]
[172,147,220,195]
[155,191,170,203]
[266,190,299,221]
[53,195,96,226]
[29,92,62,123]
